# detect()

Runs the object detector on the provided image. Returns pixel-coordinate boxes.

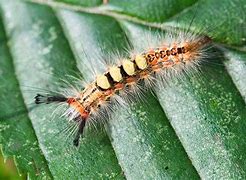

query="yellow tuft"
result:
[122,59,135,76]
[96,74,111,89]
[135,54,147,70]
[109,66,122,82]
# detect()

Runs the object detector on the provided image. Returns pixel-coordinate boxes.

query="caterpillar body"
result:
[35,32,212,146]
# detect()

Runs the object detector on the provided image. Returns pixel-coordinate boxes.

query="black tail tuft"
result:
[35,94,67,104]
[35,94,47,104]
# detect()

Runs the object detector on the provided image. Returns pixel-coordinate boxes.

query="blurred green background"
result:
[0,154,23,180]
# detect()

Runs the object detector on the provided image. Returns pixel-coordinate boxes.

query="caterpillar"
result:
[1,0,245,179]
[34,30,212,147]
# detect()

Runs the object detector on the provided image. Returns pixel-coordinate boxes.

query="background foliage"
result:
[0,0,245,179]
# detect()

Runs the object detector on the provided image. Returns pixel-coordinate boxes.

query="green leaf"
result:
[0,0,245,179]
[54,0,103,7]
[0,1,123,179]
[0,7,51,179]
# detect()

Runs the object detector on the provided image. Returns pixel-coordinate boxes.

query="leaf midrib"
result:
[26,0,245,52]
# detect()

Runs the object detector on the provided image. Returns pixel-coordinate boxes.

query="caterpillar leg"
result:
[73,118,86,147]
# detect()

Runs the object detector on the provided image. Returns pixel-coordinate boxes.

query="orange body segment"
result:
[67,98,89,119]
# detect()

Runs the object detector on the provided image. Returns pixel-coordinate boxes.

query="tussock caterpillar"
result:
[35,24,213,146]
[2,0,244,150]
[0,0,246,179]
[41,0,245,147]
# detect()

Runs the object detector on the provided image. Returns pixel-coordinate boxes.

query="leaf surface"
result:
[0,0,245,179]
